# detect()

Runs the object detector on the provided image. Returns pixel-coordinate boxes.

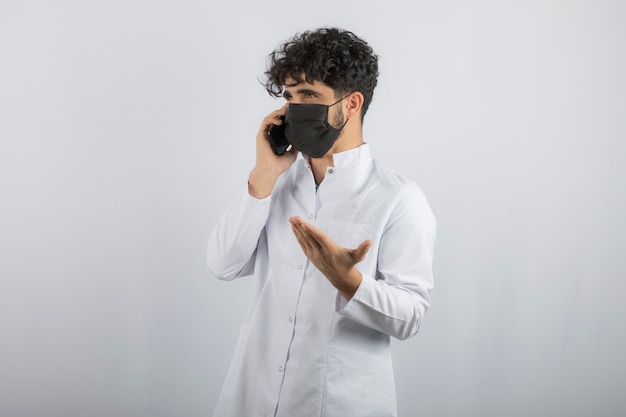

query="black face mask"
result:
[284,97,348,158]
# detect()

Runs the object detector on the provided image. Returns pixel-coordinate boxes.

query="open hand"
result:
[289,216,372,300]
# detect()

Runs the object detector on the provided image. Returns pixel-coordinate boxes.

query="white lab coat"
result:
[208,144,436,417]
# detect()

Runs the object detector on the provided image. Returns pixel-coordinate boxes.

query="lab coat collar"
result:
[300,143,372,171]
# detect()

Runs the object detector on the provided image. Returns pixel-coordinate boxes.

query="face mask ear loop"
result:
[330,93,355,128]
[329,94,352,130]
[329,94,351,108]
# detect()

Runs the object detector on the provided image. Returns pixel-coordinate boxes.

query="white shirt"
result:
[207,144,436,417]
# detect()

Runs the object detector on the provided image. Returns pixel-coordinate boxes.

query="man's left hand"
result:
[289,216,372,300]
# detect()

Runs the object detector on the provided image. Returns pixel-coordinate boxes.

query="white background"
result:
[1,1,625,416]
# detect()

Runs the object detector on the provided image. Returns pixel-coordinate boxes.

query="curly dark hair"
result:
[263,27,379,121]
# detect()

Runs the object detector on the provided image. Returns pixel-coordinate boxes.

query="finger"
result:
[260,107,288,133]
[289,217,322,251]
[288,216,303,224]
[296,223,321,251]
[297,221,332,249]
[270,112,285,124]
[272,104,288,120]
[352,239,372,263]
[291,223,313,253]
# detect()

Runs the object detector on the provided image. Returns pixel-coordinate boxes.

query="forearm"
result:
[248,167,283,199]
[337,274,431,340]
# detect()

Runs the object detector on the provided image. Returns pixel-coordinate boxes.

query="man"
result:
[207,27,436,417]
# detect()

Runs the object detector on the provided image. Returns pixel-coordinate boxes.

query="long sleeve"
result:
[207,187,272,281]
[338,182,436,340]
[211,148,435,417]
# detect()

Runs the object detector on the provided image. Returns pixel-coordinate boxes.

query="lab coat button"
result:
[328,168,334,174]
[297,264,303,270]
[278,366,283,372]
[308,214,314,220]
[288,316,293,323]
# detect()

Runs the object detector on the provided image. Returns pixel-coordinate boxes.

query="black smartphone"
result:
[268,116,290,155]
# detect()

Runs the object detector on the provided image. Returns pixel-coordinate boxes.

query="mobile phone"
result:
[268,116,290,155]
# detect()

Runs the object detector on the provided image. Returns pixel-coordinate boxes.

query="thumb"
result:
[352,239,372,263]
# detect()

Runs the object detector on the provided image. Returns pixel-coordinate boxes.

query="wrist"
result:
[338,268,363,300]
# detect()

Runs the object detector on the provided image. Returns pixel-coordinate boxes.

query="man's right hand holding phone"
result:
[248,105,297,199]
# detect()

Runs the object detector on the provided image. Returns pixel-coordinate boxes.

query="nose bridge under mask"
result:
[285,94,349,123]
[285,102,329,123]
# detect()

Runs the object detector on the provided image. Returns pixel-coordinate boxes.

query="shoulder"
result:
[371,160,428,202]
[370,160,436,226]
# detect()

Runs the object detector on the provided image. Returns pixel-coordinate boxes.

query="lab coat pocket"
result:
[327,221,374,275]
[327,221,372,250]
[322,344,397,417]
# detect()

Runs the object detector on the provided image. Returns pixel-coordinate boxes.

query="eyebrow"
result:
[282,88,321,99]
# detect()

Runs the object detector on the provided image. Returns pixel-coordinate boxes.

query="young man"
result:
[208,27,436,417]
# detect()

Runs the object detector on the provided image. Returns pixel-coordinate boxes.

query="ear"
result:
[345,91,364,120]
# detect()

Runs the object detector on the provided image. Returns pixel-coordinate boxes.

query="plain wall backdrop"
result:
[1,1,625,416]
